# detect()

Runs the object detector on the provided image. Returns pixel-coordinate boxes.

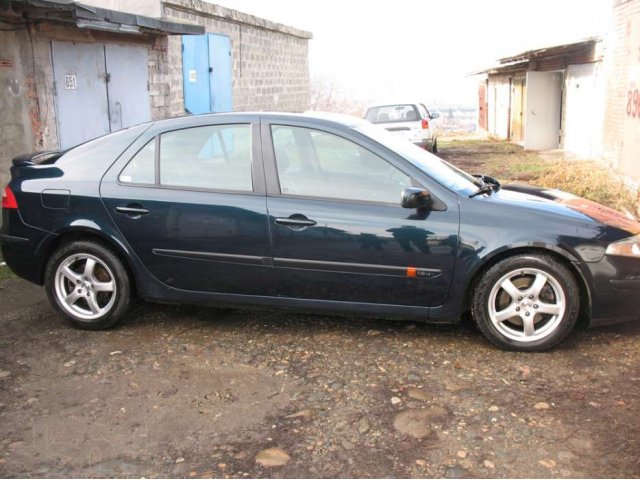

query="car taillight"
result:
[421,118,429,129]
[2,186,18,209]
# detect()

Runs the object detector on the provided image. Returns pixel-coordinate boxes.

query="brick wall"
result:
[148,36,172,120]
[162,0,311,116]
[602,0,640,185]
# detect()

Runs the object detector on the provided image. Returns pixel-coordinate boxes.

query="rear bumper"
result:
[0,209,55,285]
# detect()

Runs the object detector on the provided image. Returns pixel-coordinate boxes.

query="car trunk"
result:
[375,120,425,144]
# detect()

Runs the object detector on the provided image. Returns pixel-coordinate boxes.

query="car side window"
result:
[119,139,156,185]
[271,125,413,204]
[160,124,252,191]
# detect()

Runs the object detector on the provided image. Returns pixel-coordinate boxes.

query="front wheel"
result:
[471,254,580,351]
[45,241,131,330]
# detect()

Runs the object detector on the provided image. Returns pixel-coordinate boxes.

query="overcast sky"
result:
[211,0,611,107]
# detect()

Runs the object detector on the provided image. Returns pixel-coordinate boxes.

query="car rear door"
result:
[100,117,276,296]
[261,118,459,307]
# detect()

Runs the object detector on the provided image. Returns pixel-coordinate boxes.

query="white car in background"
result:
[364,102,440,153]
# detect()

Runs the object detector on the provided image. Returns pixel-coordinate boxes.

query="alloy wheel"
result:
[54,253,117,320]
[487,268,566,342]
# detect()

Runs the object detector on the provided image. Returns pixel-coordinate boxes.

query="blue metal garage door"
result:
[208,34,233,113]
[182,33,233,114]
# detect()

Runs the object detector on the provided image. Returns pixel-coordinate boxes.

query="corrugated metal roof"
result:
[8,0,204,35]
[496,37,600,64]
[473,37,601,76]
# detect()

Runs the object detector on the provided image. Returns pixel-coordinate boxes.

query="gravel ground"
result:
[1,277,640,478]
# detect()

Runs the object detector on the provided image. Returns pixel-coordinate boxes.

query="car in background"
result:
[2,112,640,352]
[364,102,440,153]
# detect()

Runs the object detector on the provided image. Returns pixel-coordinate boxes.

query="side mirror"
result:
[401,187,432,209]
[430,112,440,119]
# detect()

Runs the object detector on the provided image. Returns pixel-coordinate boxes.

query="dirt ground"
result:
[1,140,640,478]
[1,279,640,479]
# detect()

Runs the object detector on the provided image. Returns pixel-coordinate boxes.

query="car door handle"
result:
[115,205,150,216]
[275,216,317,227]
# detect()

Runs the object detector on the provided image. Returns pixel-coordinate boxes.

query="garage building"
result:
[0,0,312,188]
[479,38,605,158]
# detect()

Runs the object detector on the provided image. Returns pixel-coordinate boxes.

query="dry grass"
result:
[439,138,640,217]
[534,162,639,215]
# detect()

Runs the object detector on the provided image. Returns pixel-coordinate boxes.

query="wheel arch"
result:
[464,246,592,328]
[37,226,137,295]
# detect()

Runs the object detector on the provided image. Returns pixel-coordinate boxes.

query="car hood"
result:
[498,183,640,235]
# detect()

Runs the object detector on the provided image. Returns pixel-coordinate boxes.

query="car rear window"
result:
[365,104,420,124]
[118,124,253,192]
[159,124,253,192]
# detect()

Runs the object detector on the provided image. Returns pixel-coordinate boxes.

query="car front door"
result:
[261,119,459,307]
[101,119,276,296]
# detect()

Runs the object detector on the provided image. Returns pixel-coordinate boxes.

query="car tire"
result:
[45,240,131,330]
[471,254,580,351]
[432,139,438,153]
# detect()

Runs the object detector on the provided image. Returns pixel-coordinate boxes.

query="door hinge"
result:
[105,72,111,83]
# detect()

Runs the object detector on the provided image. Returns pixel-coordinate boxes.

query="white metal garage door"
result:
[524,71,563,150]
[563,63,603,159]
[52,41,151,149]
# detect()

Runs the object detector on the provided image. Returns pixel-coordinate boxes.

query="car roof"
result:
[365,102,426,109]
[146,111,369,131]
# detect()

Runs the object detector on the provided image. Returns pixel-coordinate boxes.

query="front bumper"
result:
[587,254,640,327]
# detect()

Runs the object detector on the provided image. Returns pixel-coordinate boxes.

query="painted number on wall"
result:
[64,74,78,90]
[626,89,640,118]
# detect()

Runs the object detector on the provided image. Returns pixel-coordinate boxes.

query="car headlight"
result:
[606,234,640,258]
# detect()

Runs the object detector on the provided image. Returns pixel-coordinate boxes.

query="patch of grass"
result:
[0,266,15,280]
[439,138,640,216]
[0,250,15,280]
[534,161,639,215]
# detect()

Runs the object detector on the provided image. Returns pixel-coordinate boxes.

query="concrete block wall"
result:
[162,0,311,116]
[148,36,173,120]
[602,0,640,185]
[0,26,58,189]
[0,29,33,189]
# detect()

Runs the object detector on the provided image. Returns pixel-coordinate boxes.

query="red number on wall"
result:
[627,89,640,118]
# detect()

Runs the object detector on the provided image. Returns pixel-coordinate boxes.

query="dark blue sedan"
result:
[2,113,639,351]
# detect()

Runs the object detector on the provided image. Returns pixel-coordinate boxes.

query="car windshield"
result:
[355,123,482,195]
[364,104,419,124]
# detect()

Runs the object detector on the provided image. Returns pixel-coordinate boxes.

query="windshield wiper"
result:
[469,184,493,198]
[469,174,501,198]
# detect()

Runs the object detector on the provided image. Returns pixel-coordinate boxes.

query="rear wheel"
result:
[45,241,131,330]
[471,254,580,351]
[432,139,438,153]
